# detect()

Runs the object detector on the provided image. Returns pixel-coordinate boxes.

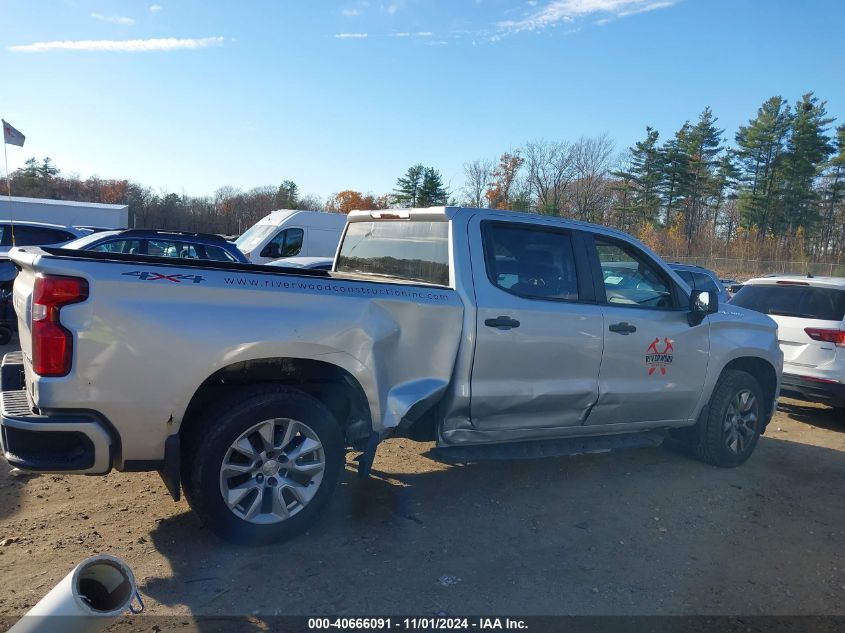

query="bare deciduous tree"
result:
[461,159,493,208]
[568,134,615,223]
[523,139,573,215]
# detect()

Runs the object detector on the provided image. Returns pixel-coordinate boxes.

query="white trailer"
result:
[0,196,128,229]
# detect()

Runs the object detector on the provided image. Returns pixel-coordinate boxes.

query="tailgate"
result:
[10,253,36,368]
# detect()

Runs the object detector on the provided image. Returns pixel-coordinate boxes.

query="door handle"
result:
[484,316,521,330]
[608,322,637,335]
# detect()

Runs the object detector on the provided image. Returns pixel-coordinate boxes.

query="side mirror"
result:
[261,243,281,259]
[688,290,718,326]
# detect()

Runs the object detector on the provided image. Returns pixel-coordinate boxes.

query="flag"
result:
[2,119,25,147]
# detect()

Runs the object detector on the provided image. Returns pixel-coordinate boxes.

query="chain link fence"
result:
[663,256,845,280]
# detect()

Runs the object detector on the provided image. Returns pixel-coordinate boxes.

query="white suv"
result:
[730,275,845,409]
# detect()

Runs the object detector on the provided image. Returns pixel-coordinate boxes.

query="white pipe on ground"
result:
[8,554,142,633]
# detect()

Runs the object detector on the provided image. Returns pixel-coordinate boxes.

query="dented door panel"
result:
[466,215,604,433]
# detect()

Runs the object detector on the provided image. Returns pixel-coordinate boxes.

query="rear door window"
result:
[9,226,73,246]
[147,240,200,259]
[731,284,845,321]
[90,239,143,254]
[482,222,579,301]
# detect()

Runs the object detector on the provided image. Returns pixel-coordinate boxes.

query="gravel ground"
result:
[1,335,844,620]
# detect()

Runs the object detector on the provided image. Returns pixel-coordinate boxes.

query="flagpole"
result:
[3,134,14,246]
[1,119,22,246]
[2,135,9,198]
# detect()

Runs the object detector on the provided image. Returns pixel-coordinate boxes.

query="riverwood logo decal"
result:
[646,337,674,376]
[121,271,204,283]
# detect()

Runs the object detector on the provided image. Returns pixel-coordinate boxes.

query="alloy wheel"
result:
[219,418,325,524]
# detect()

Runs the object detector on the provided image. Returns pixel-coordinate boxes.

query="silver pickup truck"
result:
[1,207,782,544]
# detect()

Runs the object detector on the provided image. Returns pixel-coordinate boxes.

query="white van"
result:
[234,210,346,264]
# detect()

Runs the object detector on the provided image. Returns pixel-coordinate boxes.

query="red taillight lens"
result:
[804,327,845,347]
[32,275,89,377]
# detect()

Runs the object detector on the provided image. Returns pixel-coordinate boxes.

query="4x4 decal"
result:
[121,271,205,284]
[646,337,674,376]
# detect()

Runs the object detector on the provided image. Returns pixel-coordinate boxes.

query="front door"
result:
[469,217,605,431]
[584,235,710,426]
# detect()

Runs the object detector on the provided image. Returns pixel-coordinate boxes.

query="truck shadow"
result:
[142,430,845,618]
[776,399,844,433]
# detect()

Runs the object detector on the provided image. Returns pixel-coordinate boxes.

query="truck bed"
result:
[8,245,464,468]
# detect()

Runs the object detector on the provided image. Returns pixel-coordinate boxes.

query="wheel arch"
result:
[179,357,374,449]
[718,356,779,425]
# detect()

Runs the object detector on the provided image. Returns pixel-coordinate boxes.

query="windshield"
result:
[335,220,449,285]
[234,224,278,252]
[732,284,845,320]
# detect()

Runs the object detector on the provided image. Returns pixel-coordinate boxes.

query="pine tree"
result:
[393,164,425,207]
[617,127,663,228]
[276,180,299,209]
[610,158,636,233]
[679,108,724,248]
[711,150,739,237]
[659,130,690,228]
[417,167,448,207]
[735,96,792,234]
[780,93,834,233]
[38,157,59,179]
[820,125,845,255]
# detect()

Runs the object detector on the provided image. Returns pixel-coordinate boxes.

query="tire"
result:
[182,384,344,545]
[694,370,764,467]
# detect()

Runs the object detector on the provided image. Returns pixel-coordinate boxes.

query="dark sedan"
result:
[62,229,249,263]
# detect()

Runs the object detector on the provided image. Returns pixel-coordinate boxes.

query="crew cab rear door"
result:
[468,216,604,431]
[584,234,710,426]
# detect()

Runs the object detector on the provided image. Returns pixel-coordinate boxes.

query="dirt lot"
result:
[1,336,844,619]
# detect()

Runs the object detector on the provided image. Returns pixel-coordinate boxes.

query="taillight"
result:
[32,275,89,377]
[804,327,845,347]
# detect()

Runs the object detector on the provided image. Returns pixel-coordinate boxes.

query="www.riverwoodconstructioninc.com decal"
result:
[646,338,674,376]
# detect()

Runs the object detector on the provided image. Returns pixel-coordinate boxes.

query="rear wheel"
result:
[182,385,344,545]
[693,370,764,467]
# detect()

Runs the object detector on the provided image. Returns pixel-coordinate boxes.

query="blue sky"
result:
[1,0,843,201]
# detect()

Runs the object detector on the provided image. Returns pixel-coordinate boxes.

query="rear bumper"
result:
[0,351,112,473]
[780,372,845,407]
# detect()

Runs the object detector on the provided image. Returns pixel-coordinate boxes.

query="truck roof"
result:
[345,206,636,241]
